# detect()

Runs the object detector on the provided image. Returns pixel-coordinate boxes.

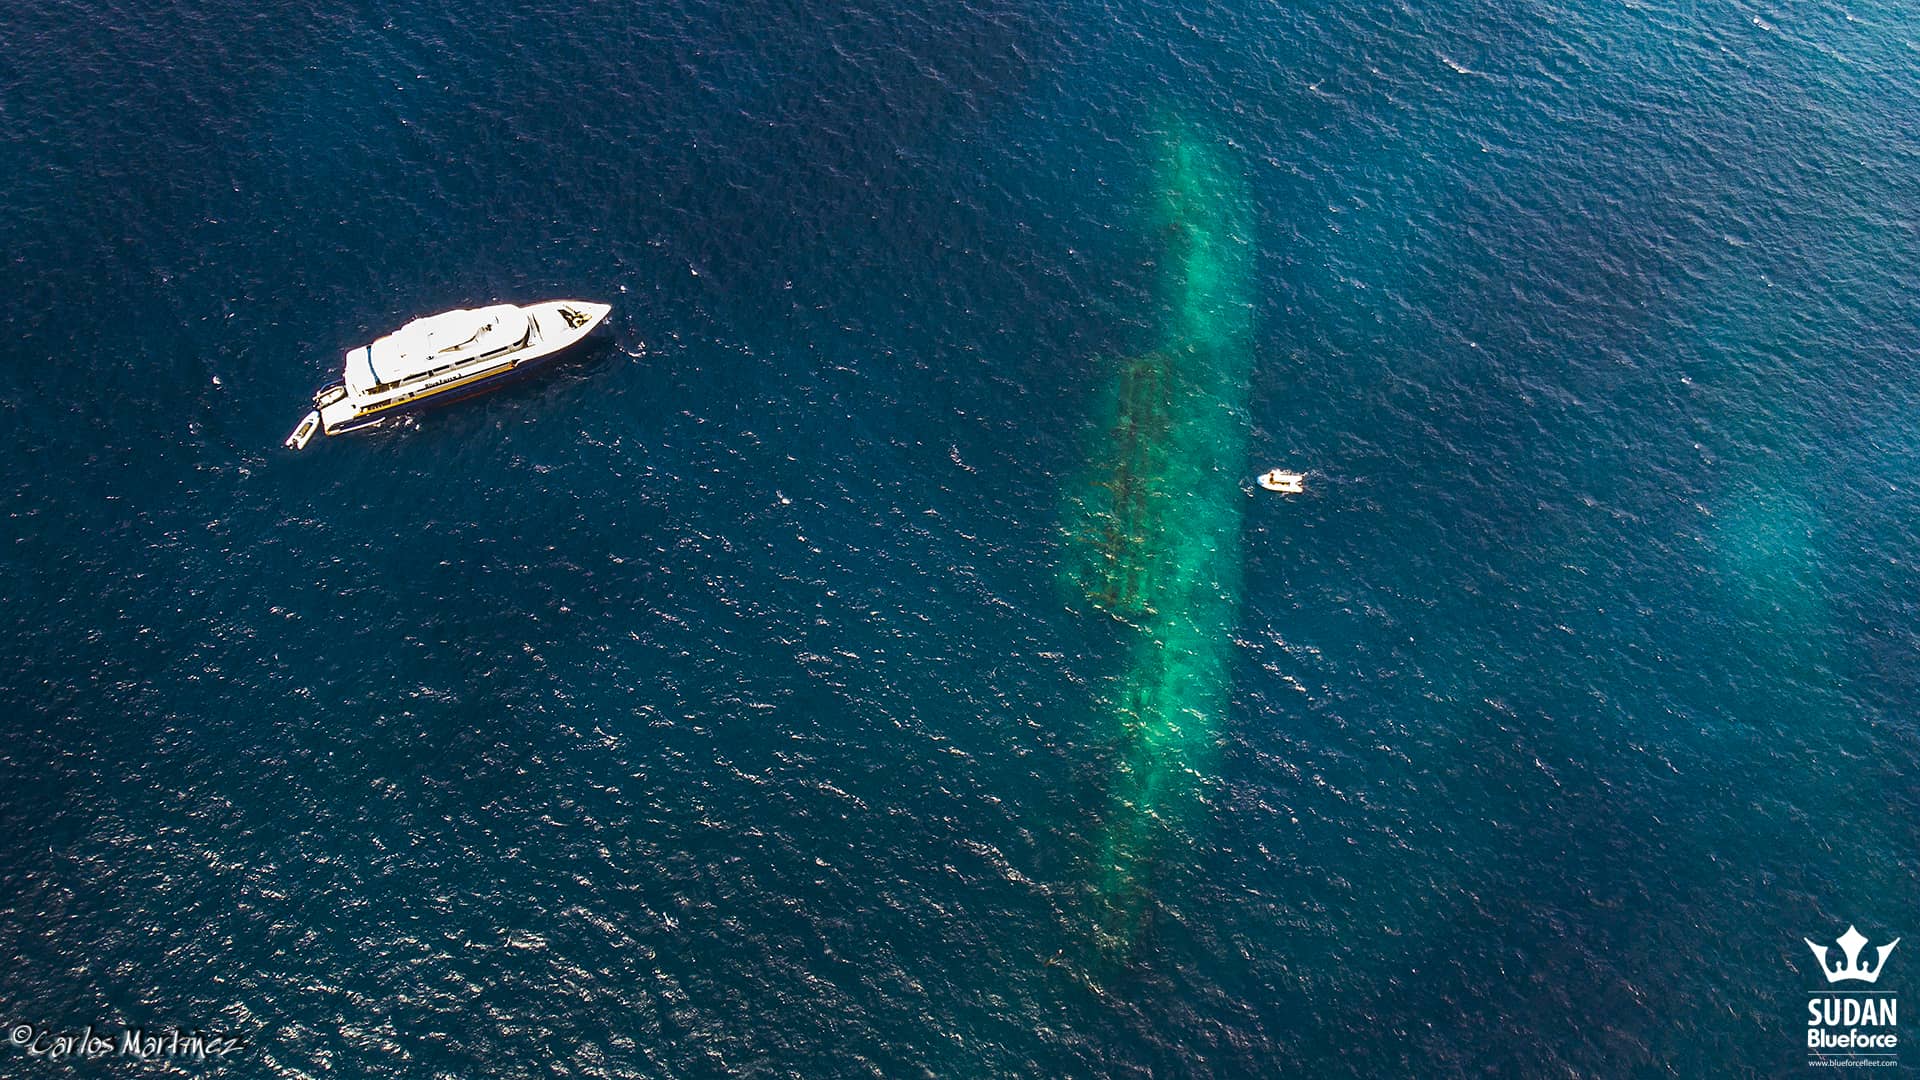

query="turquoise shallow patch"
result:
[1062,121,1254,948]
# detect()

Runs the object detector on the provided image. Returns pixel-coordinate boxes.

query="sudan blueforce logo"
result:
[1803,925,1899,1068]
[1808,927,1900,984]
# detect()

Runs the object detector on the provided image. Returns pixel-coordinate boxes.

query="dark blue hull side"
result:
[330,331,604,433]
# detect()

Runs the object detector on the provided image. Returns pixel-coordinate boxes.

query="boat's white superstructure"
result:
[287,300,611,449]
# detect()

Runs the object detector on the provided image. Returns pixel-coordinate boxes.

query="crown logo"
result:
[1805,926,1900,984]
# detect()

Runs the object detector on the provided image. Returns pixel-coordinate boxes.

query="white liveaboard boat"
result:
[286,300,612,450]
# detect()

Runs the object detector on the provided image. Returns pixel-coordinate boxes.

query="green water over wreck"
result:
[1064,125,1254,948]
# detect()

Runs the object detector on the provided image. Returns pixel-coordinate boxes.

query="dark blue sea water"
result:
[3,0,1918,1075]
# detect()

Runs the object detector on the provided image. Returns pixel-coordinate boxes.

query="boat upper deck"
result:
[344,305,532,394]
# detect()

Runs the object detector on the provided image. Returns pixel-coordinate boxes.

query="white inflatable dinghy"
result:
[1257,469,1305,494]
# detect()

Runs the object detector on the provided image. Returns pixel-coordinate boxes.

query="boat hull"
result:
[321,336,584,432]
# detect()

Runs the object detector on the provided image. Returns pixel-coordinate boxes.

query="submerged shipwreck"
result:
[1063,125,1254,949]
